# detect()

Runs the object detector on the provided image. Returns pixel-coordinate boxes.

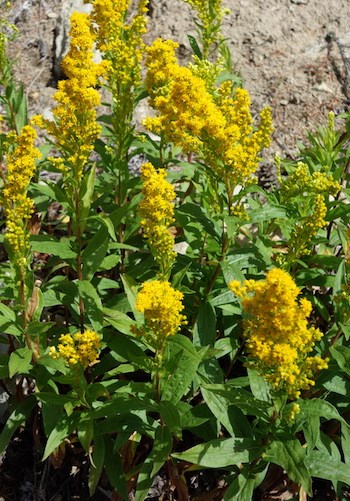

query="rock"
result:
[314,82,333,93]
[291,0,308,4]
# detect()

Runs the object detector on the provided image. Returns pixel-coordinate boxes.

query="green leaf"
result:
[103,308,135,335]
[265,437,312,495]
[82,226,109,280]
[330,345,350,377]
[224,469,256,501]
[0,303,16,322]
[134,461,153,501]
[30,235,77,259]
[104,437,128,498]
[249,205,287,223]
[200,384,271,421]
[247,369,271,402]
[193,300,216,346]
[35,392,77,406]
[151,425,172,465]
[97,254,120,271]
[36,355,68,374]
[161,336,201,404]
[210,290,236,307]
[220,260,245,286]
[26,320,54,337]
[0,303,22,335]
[0,397,36,454]
[296,398,349,430]
[9,348,33,378]
[176,202,220,240]
[90,214,118,242]
[106,332,151,372]
[134,426,172,501]
[42,413,79,461]
[303,415,320,451]
[333,260,346,296]
[78,164,96,234]
[172,437,262,467]
[341,422,350,465]
[305,450,350,485]
[201,384,251,438]
[158,401,182,437]
[187,35,203,59]
[78,415,94,453]
[89,435,105,496]
[121,274,143,322]
[76,280,104,332]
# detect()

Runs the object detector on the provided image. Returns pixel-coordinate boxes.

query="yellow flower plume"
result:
[39,11,105,180]
[49,330,101,368]
[144,38,273,190]
[2,124,41,267]
[139,162,176,276]
[135,280,186,339]
[229,268,328,399]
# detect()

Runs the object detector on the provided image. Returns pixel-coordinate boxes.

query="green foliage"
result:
[0,1,350,500]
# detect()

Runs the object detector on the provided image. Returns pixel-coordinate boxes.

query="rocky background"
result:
[4,0,350,160]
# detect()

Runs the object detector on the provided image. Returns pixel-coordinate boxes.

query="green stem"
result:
[19,273,31,350]
[74,187,85,332]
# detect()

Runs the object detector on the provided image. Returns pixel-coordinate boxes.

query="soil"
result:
[1,0,350,500]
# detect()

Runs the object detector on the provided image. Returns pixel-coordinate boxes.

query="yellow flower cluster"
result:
[288,194,327,258]
[144,39,273,188]
[284,402,301,422]
[88,0,148,90]
[139,162,176,276]
[281,162,340,200]
[2,125,41,265]
[40,12,105,180]
[135,280,186,339]
[229,268,328,399]
[49,329,101,368]
[280,162,341,260]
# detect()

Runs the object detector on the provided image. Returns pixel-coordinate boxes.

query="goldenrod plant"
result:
[1,2,350,500]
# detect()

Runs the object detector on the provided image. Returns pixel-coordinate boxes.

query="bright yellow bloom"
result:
[1,124,41,263]
[229,268,328,399]
[86,0,148,159]
[135,281,186,339]
[139,162,176,275]
[40,12,105,180]
[49,330,101,368]
[88,0,148,89]
[144,39,273,189]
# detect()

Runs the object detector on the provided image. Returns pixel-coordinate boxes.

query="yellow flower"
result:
[229,268,328,400]
[88,0,148,88]
[279,162,340,261]
[39,12,105,181]
[139,162,177,276]
[87,0,148,150]
[144,39,273,190]
[1,124,41,262]
[135,281,186,339]
[49,330,101,368]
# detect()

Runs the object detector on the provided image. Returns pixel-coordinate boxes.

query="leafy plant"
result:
[0,0,349,499]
